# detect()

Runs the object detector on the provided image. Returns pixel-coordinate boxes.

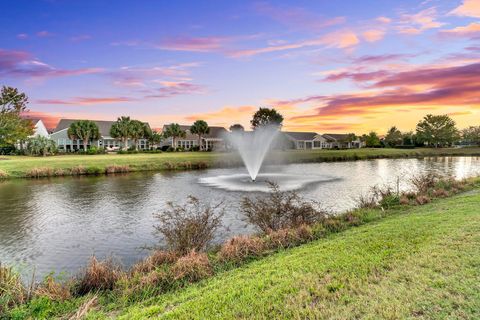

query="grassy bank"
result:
[1,147,480,179]
[5,178,480,319]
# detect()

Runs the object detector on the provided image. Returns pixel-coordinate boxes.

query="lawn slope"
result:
[113,192,480,319]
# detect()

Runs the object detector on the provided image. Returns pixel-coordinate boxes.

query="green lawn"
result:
[107,191,480,319]
[1,147,480,178]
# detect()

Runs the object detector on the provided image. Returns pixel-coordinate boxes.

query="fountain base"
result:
[199,173,337,192]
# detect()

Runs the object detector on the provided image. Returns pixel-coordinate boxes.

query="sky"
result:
[1,0,479,133]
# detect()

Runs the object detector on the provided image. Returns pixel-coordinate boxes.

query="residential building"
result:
[281,132,329,149]
[322,133,364,149]
[50,119,150,152]
[25,118,49,138]
[161,125,228,150]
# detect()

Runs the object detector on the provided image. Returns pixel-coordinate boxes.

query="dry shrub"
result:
[415,195,431,205]
[241,182,326,233]
[70,295,97,320]
[296,224,314,242]
[265,228,301,249]
[138,270,171,289]
[105,165,130,174]
[218,235,265,263]
[357,185,399,210]
[154,196,224,254]
[163,161,176,170]
[34,275,71,301]
[180,161,192,169]
[399,196,410,205]
[410,173,438,194]
[76,257,122,295]
[0,264,26,313]
[0,169,8,179]
[356,193,377,209]
[131,251,178,274]
[25,167,53,178]
[194,161,208,169]
[70,166,86,176]
[53,168,66,176]
[171,251,212,282]
[432,188,449,198]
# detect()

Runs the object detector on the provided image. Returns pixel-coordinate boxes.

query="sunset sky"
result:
[1,0,479,133]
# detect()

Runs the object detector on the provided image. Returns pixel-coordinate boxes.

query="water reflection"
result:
[0,156,479,278]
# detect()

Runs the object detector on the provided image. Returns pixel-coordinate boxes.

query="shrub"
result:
[171,251,212,282]
[25,167,53,178]
[163,161,176,170]
[432,188,449,198]
[34,275,71,301]
[86,146,105,155]
[410,173,438,194]
[218,236,265,263]
[105,164,130,174]
[0,169,8,179]
[241,182,326,233]
[154,196,224,254]
[131,251,178,274]
[399,196,410,205]
[25,136,57,156]
[415,195,431,205]
[70,166,86,176]
[0,264,26,314]
[76,257,122,295]
[264,228,301,249]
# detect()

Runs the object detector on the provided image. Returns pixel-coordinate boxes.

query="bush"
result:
[415,195,431,205]
[70,166,86,176]
[410,173,438,194]
[190,146,200,151]
[264,228,302,249]
[218,236,265,263]
[154,196,224,254]
[0,169,8,179]
[240,182,326,233]
[34,275,71,302]
[86,166,102,175]
[86,146,105,155]
[131,251,178,274]
[105,164,130,174]
[25,167,54,178]
[76,257,122,295]
[0,264,26,314]
[25,136,57,156]
[171,251,212,282]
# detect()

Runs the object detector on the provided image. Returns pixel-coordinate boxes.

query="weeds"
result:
[75,257,122,295]
[154,196,224,254]
[171,251,212,282]
[25,167,54,178]
[105,165,130,174]
[0,264,26,314]
[34,275,71,302]
[0,169,8,179]
[70,166,86,176]
[218,236,265,263]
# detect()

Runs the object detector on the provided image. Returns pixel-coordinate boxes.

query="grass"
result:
[1,147,480,179]
[6,182,480,319]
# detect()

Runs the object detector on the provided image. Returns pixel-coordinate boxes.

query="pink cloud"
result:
[145,82,206,98]
[37,30,54,37]
[396,7,444,35]
[71,34,92,42]
[450,0,480,18]
[376,16,392,24]
[157,36,225,52]
[253,2,345,31]
[0,49,103,79]
[36,97,135,105]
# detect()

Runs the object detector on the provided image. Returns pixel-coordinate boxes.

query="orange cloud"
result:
[362,29,386,42]
[397,7,444,34]
[36,97,135,105]
[450,0,480,18]
[440,22,480,38]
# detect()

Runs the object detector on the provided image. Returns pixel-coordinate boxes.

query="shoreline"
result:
[1,147,480,180]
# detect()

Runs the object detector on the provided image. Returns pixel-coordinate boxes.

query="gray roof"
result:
[53,119,151,138]
[283,131,318,141]
[162,124,228,139]
[322,133,351,142]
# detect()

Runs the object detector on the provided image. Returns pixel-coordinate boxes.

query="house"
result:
[322,133,363,149]
[24,118,49,138]
[50,119,150,152]
[281,132,329,149]
[161,125,228,150]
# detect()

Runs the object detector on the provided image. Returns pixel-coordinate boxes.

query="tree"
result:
[250,107,284,130]
[0,87,34,147]
[364,131,381,147]
[402,131,417,146]
[190,120,210,150]
[26,136,57,156]
[163,123,186,151]
[462,126,480,146]
[129,120,149,151]
[416,114,459,147]
[229,124,244,132]
[67,120,100,151]
[110,116,132,150]
[147,131,163,150]
[384,126,403,147]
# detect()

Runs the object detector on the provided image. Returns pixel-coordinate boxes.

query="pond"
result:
[1,156,480,279]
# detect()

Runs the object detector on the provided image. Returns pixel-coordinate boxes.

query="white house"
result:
[50,119,150,152]
[28,119,49,138]
[162,125,228,150]
[281,132,329,149]
[322,133,364,149]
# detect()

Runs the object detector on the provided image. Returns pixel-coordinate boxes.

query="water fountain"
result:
[199,126,337,192]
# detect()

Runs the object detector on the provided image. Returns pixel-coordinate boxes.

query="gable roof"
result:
[322,133,351,142]
[53,119,117,137]
[162,124,228,139]
[283,131,318,141]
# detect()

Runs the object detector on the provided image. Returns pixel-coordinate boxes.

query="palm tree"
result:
[26,136,57,156]
[190,120,210,150]
[129,120,149,151]
[110,116,132,150]
[67,120,100,151]
[163,123,186,151]
[147,131,163,150]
